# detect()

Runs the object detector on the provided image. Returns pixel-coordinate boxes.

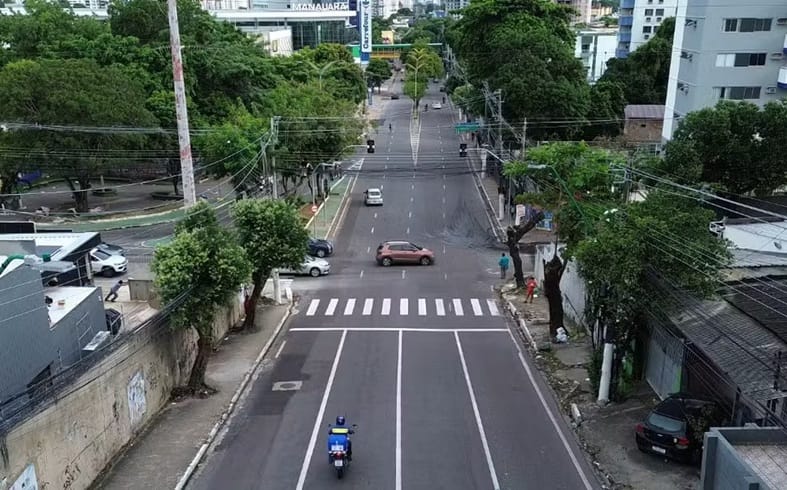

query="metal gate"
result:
[645,324,685,399]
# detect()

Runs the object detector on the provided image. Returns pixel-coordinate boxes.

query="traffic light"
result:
[459,143,467,157]
[367,139,375,153]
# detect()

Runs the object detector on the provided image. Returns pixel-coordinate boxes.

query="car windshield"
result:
[93,250,111,260]
[368,190,380,196]
[647,412,685,433]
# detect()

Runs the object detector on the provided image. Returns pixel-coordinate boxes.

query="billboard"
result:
[381,30,394,44]
[359,0,372,59]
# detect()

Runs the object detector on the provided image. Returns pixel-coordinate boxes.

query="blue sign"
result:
[536,211,554,231]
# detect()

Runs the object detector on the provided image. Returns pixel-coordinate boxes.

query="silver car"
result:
[364,188,383,206]
[280,256,331,277]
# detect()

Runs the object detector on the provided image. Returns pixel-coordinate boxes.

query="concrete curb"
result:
[304,175,347,233]
[325,174,356,240]
[505,299,537,350]
[173,303,294,490]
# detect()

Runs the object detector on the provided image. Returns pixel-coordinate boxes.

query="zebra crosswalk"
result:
[302,297,501,318]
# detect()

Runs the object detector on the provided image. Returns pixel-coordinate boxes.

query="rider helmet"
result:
[336,416,346,426]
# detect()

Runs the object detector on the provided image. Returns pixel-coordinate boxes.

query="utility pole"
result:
[496,89,503,156]
[270,117,280,199]
[521,119,527,159]
[167,0,196,208]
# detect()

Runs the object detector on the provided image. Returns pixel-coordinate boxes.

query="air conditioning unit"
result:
[766,86,777,94]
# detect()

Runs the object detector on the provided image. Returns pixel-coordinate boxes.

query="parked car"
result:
[376,241,434,266]
[364,188,383,206]
[280,255,331,277]
[635,393,725,464]
[308,237,334,258]
[390,93,400,100]
[97,242,125,256]
[431,102,442,110]
[90,248,128,277]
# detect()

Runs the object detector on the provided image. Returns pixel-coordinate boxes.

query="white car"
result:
[90,248,128,277]
[431,103,442,110]
[280,256,331,277]
[364,188,383,206]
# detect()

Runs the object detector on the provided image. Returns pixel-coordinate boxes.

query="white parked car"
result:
[279,256,331,277]
[364,188,383,206]
[90,248,128,277]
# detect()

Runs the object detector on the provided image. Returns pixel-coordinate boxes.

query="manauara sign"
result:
[291,2,349,10]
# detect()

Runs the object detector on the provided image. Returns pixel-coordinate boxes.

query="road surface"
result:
[187,84,599,490]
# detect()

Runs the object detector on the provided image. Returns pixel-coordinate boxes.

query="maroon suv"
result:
[376,241,434,266]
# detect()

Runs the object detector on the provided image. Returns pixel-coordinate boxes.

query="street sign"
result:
[311,204,318,213]
[455,122,480,133]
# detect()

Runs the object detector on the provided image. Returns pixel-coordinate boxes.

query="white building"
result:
[662,0,787,140]
[616,0,679,58]
[256,28,295,56]
[575,27,618,83]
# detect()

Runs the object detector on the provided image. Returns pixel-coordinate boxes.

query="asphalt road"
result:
[187,85,599,490]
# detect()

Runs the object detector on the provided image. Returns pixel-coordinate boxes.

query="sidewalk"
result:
[305,175,353,240]
[93,303,291,490]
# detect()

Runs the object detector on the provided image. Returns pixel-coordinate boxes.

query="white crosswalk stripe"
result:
[302,297,502,318]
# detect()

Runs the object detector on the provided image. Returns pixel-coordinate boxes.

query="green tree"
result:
[659,99,787,196]
[451,0,590,139]
[403,44,442,109]
[372,17,392,44]
[397,7,413,16]
[233,199,309,329]
[504,142,623,336]
[151,202,251,391]
[366,58,392,92]
[0,58,157,212]
[583,80,626,139]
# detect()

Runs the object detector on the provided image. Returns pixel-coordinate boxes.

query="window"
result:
[718,86,761,100]
[739,18,772,32]
[656,8,664,15]
[716,53,734,67]
[581,43,591,52]
[643,26,652,33]
[644,34,650,40]
[717,53,767,67]
[723,18,738,31]
[656,17,662,22]
[645,16,652,22]
[645,8,653,15]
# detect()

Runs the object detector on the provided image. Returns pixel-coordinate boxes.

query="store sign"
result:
[359,0,372,53]
[292,2,350,10]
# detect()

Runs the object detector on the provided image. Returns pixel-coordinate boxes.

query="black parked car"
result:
[308,238,334,258]
[635,393,725,464]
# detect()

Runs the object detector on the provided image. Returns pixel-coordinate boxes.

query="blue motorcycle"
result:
[327,420,357,479]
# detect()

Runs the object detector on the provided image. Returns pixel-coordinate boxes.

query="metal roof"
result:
[624,104,665,120]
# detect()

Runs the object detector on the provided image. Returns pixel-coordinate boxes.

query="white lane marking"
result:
[418,298,427,316]
[435,299,446,316]
[454,332,501,490]
[506,330,594,489]
[411,184,414,190]
[306,299,320,316]
[381,184,384,190]
[471,298,483,316]
[443,184,446,190]
[374,212,378,219]
[295,330,348,490]
[325,298,339,316]
[408,211,412,219]
[487,300,500,316]
[440,148,444,153]
[406,227,410,235]
[344,298,356,315]
[399,298,409,315]
[442,197,446,204]
[444,273,448,280]
[396,330,402,490]
[382,298,391,315]
[401,270,406,279]
[443,212,446,219]
[410,196,414,202]
[363,298,374,315]
[359,270,364,278]
[453,298,464,316]
[290,327,510,332]
[275,340,287,359]
[443,244,446,254]
[371,227,375,234]
[367,246,371,253]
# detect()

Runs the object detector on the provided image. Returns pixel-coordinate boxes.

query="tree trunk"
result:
[188,332,213,391]
[171,175,180,196]
[543,253,566,339]
[64,177,90,213]
[506,210,545,288]
[242,270,268,330]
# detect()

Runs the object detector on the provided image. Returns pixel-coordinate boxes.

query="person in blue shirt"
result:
[498,253,510,279]
[328,416,354,461]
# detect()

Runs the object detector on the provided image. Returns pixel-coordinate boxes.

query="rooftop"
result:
[0,232,98,261]
[44,287,100,326]
[624,104,665,120]
[722,277,787,347]
[709,427,787,490]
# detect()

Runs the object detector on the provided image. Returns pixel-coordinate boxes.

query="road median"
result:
[305,175,354,239]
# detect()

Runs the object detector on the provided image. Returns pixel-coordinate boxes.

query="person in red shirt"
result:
[525,277,537,303]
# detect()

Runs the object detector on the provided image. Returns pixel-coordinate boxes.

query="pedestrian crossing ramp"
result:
[302,297,502,318]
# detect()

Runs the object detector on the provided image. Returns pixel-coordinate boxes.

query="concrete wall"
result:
[533,244,588,330]
[0,297,243,490]
[624,118,664,143]
[700,427,784,490]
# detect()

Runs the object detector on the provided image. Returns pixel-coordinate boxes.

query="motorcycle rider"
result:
[328,416,354,461]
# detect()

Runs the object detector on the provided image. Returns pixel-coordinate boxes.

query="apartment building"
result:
[663,0,787,139]
[616,0,678,58]
[575,27,618,82]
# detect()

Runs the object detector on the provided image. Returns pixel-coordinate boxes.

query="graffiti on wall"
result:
[127,371,147,427]
[10,464,38,490]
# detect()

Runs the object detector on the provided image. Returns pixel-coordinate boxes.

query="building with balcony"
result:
[575,27,618,83]
[616,0,678,58]
[662,0,787,140]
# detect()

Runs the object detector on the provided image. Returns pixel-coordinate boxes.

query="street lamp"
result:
[307,60,339,91]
